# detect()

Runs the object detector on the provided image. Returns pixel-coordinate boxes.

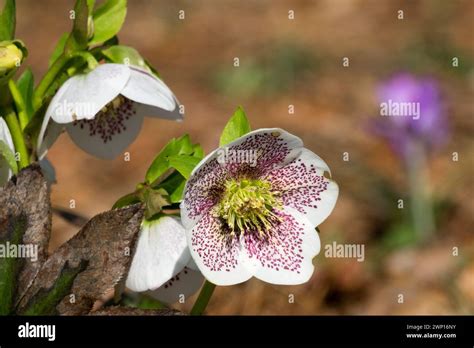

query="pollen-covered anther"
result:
[214,178,283,238]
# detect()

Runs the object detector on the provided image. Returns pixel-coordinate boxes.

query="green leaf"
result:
[0,139,18,174]
[0,0,15,41]
[16,68,34,119]
[0,214,26,314]
[90,0,127,45]
[112,192,140,209]
[65,0,90,52]
[143,188,170,219]
[169,180,186,203]
[154,171,185,203]
[145,134,198,185]
[102,45,148,69]
[192,144,204,159]
[219,106,251,146]
[21,260,88,315]
[168,155,201,180]
[48,33,68,67]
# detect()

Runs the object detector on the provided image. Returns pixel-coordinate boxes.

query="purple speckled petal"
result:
[65,100,145,160]
[180,150,227,230]
[186,213,254,286]
[220,128,303,177]
[265,148,339,227]
[244,206,320,285]
[181,128,304,230]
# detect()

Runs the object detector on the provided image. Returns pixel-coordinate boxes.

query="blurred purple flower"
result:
[371,73,449,157]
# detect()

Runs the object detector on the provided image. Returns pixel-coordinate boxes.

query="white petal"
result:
[248,207,320,285]
[0,118,15,184]
[126,216,191,292]
[48,63,130,123]
[180,128,303,231]
[265,148,339,227]
[37,118,63,160]
[146,267,204,304]
[186,213,254,286]
[65,103,144,160]
[121,66,181,120]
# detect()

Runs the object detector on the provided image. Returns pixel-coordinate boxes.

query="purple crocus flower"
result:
[372,73,448,157]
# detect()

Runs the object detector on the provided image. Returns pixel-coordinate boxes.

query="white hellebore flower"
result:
[181,128,339,286]
[0,117,15,185]
[126,216,204,304]
[37,63,182,160]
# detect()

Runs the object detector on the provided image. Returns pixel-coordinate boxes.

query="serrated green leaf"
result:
[168,155,201,180]
[0,139,18,174]
[102,45,148,69]
[90,0,127,45]
[177,134,194,155]
[192,144,204,159]
[219,106,251,146]
[48,33,68,67]
[145,134,199,184]
[144,188,170,219]
[0,0,15,41]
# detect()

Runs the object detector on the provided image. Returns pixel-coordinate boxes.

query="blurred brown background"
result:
[14,0,474,314]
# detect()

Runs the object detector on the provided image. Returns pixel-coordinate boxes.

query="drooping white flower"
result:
[126,215,204,304]
[181,128,339,286]
[37,63,182,160]
[0,117,15,185]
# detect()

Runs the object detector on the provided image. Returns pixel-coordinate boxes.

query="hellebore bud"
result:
[0,42,23,83]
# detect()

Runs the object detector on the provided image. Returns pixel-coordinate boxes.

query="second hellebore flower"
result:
[37,63,182,159]
[181,129,339,286]
[126,216,204,304]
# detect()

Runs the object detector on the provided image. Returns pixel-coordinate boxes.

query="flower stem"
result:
[33,54,69,110]
[33,52,99,111]
[406,140,435,242]
[2,108,29,169]
[8,79,29,130]
[190,280,216,315]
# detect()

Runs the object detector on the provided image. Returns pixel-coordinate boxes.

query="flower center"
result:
[214,178,282,237]
[72,96,136,143]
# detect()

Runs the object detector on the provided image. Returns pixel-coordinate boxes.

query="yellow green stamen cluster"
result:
[215,178,282,237]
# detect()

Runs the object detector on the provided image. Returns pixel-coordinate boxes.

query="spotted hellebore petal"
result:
[0,117,15,184]
[126,216,204,303]
[147,259,204,304]
[181,128,339,286]
[37,63,182,160]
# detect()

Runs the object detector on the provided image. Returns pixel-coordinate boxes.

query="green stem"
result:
[8,79,29,130]
[33,54,69,110]
[33,52,98,111]
[406,140,435,242]
[190,280,216,315]
[2,108,29,169]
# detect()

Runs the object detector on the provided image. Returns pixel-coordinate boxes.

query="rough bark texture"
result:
[16,203,144,315]
[0,165,51,308]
